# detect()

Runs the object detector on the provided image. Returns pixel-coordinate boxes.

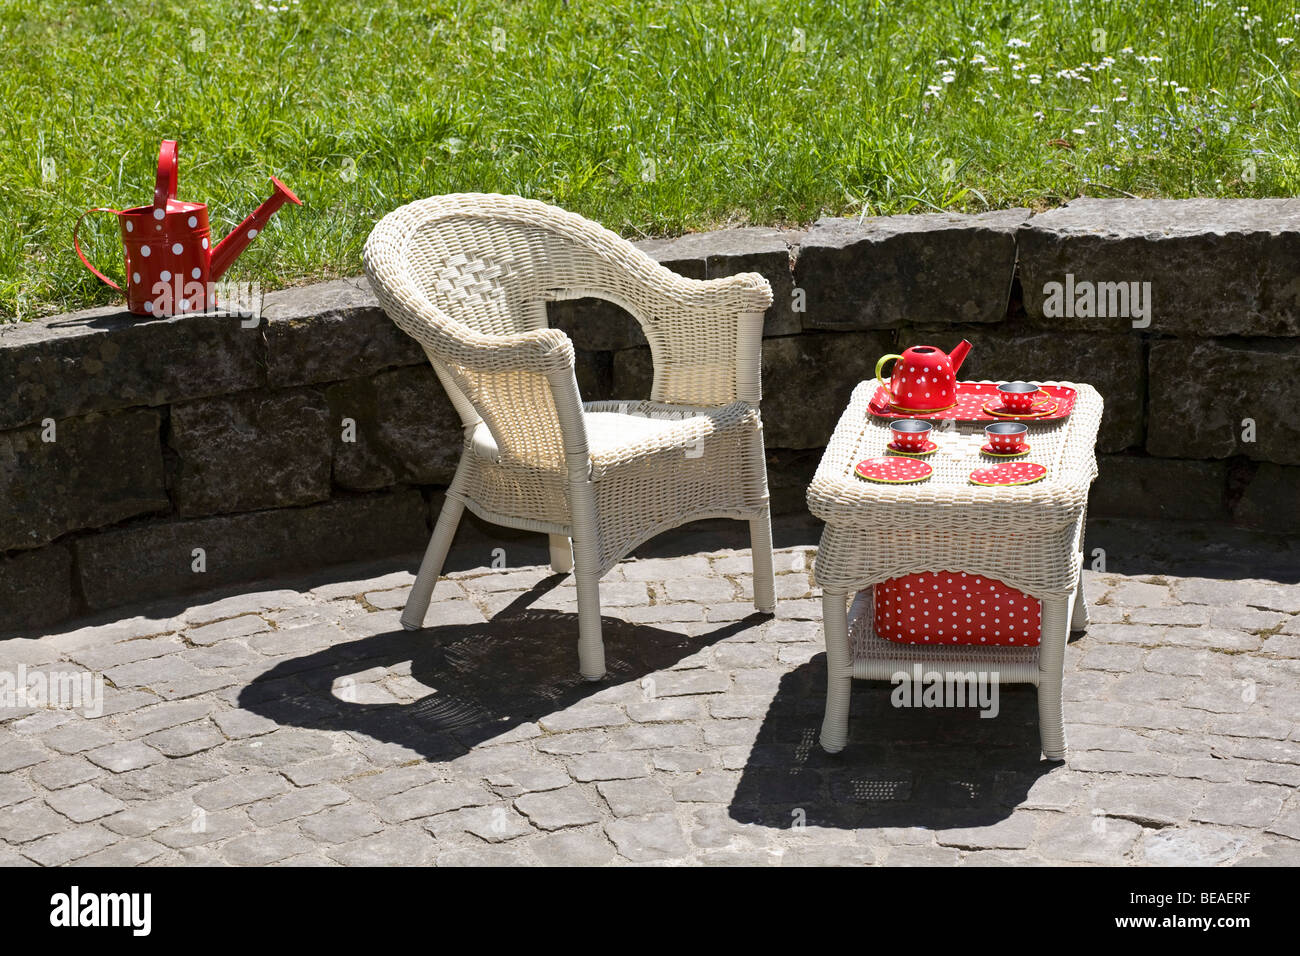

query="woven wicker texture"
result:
[809,379,1103,600]
[363,193,777,678]
[810,379,1102,758]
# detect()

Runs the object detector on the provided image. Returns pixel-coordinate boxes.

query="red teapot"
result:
[875,340,972,412]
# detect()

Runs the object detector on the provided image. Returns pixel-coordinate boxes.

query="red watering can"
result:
[74,139,301,316]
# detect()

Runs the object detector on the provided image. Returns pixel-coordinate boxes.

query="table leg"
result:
[1038,595,1070,761]
[1070,560,1089,633]
[819,590,853,754]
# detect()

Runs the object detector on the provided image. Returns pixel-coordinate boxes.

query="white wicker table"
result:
[806,380,1103,759]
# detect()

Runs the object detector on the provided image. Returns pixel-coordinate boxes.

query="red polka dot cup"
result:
[996,381,1041,413]
[889,419,933,452]
[985,421,1029,453]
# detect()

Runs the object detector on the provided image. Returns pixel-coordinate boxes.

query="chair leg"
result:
[567,478,605,681]
[749,507,776,614]
[549,534,574,574]
[573,567,605,681]
[819,590,853,754]
[1037,596,1070,760]
[401,492,465,631]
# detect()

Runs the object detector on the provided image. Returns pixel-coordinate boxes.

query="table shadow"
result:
[727,654,1057,831]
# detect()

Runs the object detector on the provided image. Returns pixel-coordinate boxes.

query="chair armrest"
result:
[365,241,587,472]
[553,269,772,407]
[541,228,774,406]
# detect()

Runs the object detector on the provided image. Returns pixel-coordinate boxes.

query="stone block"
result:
[1232,462,1300,531]
[325,365,462,491]
[0,408,168,550]
[761,332,895,449]
[1018,198,1300,336]
[0,306,263,430]
[72,491,428,611]
[0,544,74,632]
[262,276,424,386]
[1089,455,1229,522]
[794,209,1027,330]
[1148,338,1300,463]
[169,390,332,516]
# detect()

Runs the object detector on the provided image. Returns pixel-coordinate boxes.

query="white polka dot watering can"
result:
[73,139,302,316]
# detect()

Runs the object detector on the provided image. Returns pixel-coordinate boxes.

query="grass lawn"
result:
[3,0,1298,319]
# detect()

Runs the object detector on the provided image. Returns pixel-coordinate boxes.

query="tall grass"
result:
[2,0,1297,318]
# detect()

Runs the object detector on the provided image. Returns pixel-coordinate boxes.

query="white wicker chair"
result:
[363,194,777,679]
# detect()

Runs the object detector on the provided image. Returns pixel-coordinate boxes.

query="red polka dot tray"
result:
[968,461,1048,486]
[868,382,1076,422]
[874,572,1042,646]
[854,456,933,484]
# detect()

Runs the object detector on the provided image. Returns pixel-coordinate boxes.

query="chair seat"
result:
[471,399,756,480]
[584,400,757,478]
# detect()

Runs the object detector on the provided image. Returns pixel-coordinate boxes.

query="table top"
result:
[808,380,1103,597]
[807,380,1104,527]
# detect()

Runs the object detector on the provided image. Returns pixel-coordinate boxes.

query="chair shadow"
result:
[237,577,766,762]
[727,654,1056,831]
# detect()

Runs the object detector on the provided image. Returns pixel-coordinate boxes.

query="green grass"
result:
[3,0,1298,319]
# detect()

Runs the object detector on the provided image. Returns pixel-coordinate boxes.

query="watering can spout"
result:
[209,176,303,281]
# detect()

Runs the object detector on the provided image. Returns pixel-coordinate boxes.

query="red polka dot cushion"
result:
[873,572,1042,646]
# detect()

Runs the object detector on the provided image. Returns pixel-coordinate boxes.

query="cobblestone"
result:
[43,784,126,823]
[193,772,291,811]
[325,826,436,866]
[29,756,101,791]
[144,721,226,757]
[84,740,163,773]
[515,787,602,830]
[605,813,691,862]
[2,527,1297,866]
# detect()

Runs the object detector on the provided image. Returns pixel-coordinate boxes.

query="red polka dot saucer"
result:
[968,461,1047,486]
[886,439,938,457]
[982,398,1058,419]
[855,457,933,484]
[979,442,1031,458]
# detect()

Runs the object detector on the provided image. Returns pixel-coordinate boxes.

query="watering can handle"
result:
[154,139,179,207]
[72,208,124,292]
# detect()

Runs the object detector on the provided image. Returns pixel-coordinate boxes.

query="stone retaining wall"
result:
[3,198,1298,631]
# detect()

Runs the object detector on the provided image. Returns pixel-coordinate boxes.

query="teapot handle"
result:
[73,207,124,292]
[875,353,902,405]
[154,139,179,207]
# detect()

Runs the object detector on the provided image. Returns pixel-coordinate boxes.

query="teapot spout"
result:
[209,176,302,281]
[949,339,972,374]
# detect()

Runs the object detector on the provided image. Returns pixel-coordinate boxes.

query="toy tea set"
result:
[853,338,1075,647]
[853,339,1075,488]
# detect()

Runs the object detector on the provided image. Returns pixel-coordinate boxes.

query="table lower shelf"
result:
[847,591,1043,684]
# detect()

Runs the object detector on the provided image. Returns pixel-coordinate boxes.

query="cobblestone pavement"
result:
[2,518,1298,866]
